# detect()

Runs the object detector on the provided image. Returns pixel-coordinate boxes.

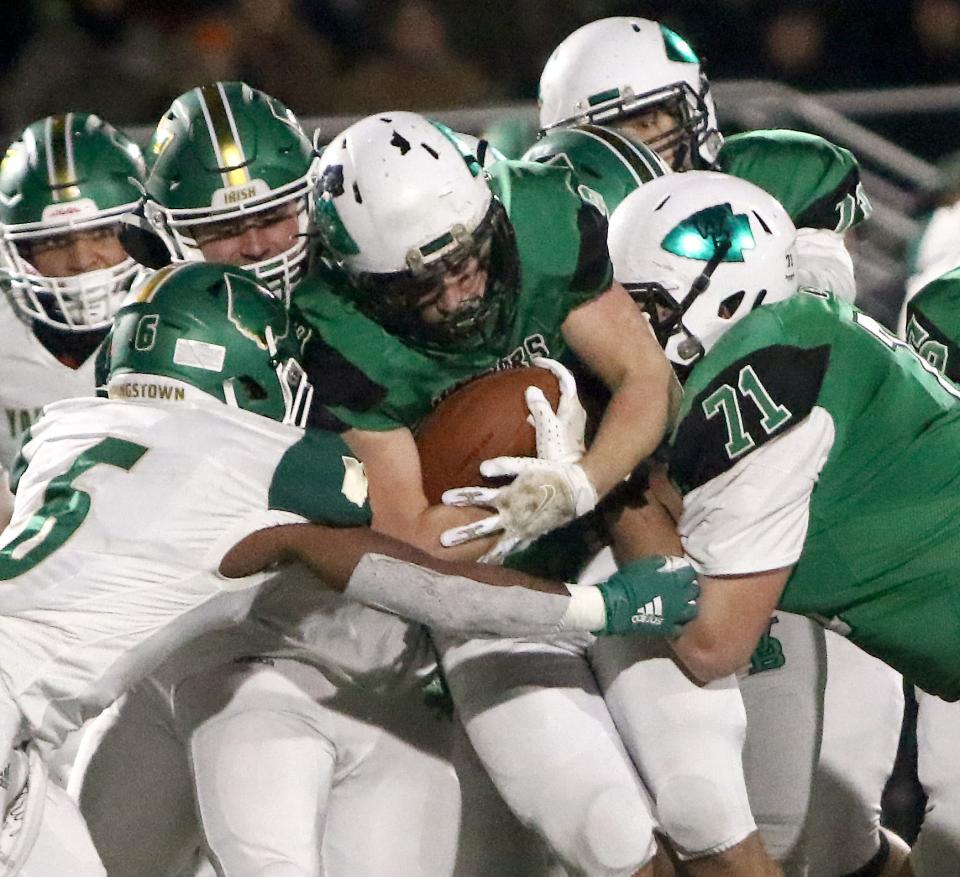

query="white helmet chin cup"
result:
[314,112,493,275]
[608,171,798,365]
[538,16,722,167]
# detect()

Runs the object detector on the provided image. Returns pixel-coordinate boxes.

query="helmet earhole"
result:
[238,376,268,401]
[718,290,745,319]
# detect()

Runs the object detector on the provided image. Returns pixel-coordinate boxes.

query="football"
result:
[416,366,562,505]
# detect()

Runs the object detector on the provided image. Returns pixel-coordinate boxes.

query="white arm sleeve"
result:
[795,228,857,302]
[679,407,835,576]
[343,553,595,635]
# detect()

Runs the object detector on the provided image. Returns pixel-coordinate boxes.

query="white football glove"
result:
[441,358,596,563]
[528,357,587,462]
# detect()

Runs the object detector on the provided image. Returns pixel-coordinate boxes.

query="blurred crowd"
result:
[3,0,960,145]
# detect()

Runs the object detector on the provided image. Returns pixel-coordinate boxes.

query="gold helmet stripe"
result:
[45,114,81,202]
[135,263,189,303]
[197,83,250,188]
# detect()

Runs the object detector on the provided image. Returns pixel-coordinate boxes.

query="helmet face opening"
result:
[145,171,314,302]
[607,82,711,171]
[626,280,684,348]
[347,198,518,349]
[0,113,146,331]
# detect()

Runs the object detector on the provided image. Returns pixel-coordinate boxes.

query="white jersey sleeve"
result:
[679,407,835,576]
[795,228,857,303]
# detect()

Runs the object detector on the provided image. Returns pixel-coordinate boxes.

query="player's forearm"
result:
[223,522,567,594]
[380,503,497,561]
[220,522,610,636]
[579,363,674,498]
[342,552,609,635]
[668,568,792,682]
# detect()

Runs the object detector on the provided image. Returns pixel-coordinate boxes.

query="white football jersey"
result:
[0,395,370,749]
[0,296,97,470]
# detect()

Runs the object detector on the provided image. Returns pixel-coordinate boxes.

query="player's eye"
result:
[192,219,244,245]
[252,203,296,228]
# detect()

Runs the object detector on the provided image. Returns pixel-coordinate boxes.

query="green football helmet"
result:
[0,113,145,331]
[107,262,314,426]
[143,82,318,299]
[522,124,669,216]
[905,267,960,383]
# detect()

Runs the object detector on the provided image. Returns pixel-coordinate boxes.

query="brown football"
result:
[416,366,562,505]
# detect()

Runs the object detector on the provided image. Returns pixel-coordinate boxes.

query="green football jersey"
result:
[718,130,871,233]
[296,159,612,432]
[671,289,960,700]
[904,266,960,383]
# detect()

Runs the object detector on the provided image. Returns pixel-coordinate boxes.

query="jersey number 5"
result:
[702,365,792,459]
[0,438,147,579]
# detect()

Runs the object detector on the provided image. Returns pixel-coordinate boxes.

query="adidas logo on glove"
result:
[631,596,665,626]
[598,554,699,637]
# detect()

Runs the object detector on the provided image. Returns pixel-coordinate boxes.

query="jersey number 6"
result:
[0,438,147,579]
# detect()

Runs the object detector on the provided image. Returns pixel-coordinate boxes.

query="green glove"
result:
[596,555,699,637]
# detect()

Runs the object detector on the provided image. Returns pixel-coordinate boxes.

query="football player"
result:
[0,261,697,875]
[539,17,868,302]
[0,112,145,525]
[68,90,679,877]
[611,171,960,877]
[301,111,778,877]
[893,270,960,877]
[483,123,789,877]
[537,18,906,877]
[74,83,459,877]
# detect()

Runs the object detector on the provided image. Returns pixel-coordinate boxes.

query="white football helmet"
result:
[538,17,722,169]
[608,171,798,372]
[314,111,517,346]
